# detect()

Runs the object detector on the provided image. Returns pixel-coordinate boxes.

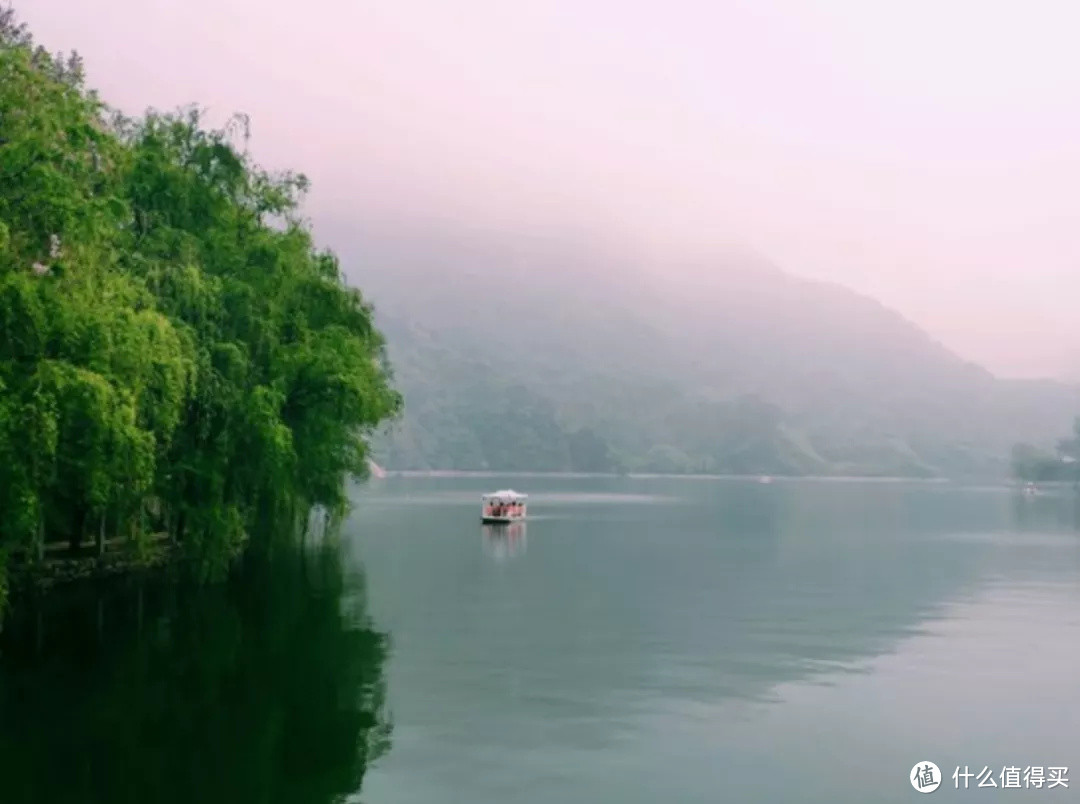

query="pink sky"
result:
[19,0,1080,378]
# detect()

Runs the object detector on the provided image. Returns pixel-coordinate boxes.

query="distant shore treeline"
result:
[0,11,400,611]
[1011,418,1080,484]
[351,237,1079,481]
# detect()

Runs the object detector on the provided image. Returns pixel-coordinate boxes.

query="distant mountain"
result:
[324,221,1080,478]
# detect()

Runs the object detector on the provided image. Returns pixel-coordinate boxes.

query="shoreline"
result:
[5,535,246,612]
[368,469,1022,485]
[9,541,181,586]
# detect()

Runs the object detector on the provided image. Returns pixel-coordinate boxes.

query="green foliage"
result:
[369,313,908,476]
[0,13,400,602]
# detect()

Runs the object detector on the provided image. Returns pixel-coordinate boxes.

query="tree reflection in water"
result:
[0,540,392,804]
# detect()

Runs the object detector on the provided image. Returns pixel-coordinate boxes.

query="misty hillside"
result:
[327,223,1080,478]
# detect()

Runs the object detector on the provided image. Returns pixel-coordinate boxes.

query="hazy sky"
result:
[19,0,1080,378]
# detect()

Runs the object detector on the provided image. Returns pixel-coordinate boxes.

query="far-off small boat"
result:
[481,490,528,524]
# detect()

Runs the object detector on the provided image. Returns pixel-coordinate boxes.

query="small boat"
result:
[758,475,774,485]
[481,490,528,524]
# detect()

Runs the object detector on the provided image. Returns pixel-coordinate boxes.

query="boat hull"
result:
[481,515,526,524]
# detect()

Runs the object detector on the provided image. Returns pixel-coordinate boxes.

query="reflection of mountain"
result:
[353,479,1016,747]
[1009,488,1080,531]
[675,486,990,694]
[0,543,391,804]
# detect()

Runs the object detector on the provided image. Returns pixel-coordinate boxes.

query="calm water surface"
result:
[352,477,1080,803]
[2,476,1080,802]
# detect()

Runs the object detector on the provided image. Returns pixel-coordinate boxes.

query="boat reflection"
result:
[481,521,527,561]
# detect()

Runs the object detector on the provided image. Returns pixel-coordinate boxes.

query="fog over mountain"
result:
[316,218,1079,477]
[21,0,1080,380]
[18,0,1080,473]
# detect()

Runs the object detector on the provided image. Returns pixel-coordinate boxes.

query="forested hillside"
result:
[324,222,1079,478]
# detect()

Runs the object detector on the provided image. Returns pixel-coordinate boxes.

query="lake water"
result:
[3,476,1080,802]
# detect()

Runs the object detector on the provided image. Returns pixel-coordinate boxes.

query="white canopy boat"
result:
[481,490,528,524]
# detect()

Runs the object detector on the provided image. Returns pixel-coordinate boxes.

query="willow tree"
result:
[0,9,401,606]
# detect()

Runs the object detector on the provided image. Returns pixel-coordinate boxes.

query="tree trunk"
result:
[96,512,106,557]
[69,507,87,554]
[35,515,44,563]
[163,508,174,543]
